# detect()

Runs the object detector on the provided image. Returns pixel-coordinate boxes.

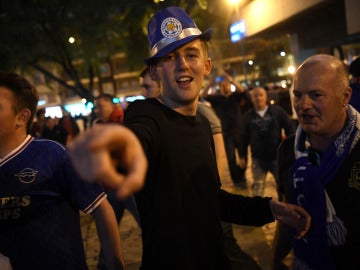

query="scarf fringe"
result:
[327,215,347,246]
[293,257,313,270]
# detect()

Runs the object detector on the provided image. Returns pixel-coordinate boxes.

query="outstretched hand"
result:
[68,124,148,199]
[269,200,311,239]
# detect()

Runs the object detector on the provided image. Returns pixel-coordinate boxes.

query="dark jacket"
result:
[240,105,295,161]
[277,135,360,269]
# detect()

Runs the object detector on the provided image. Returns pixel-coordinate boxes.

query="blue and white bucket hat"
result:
[144,6,212,65]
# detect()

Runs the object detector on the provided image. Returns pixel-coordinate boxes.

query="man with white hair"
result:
[276,54,360,270]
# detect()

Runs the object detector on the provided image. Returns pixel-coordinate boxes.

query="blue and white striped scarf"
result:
[291,105,360,270]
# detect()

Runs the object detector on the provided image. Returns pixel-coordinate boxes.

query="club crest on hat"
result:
[144,6,212,65]
[161,17,182,38]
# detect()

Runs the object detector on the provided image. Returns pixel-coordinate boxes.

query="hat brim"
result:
[144,28,212,66]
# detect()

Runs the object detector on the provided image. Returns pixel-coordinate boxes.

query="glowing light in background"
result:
[288,66,296,74]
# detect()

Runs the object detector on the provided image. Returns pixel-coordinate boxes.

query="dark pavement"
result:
[81,159,293,270]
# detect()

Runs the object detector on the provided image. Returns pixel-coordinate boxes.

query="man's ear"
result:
[149,65,160,81]
[17,109,31,127]
[343,86,352,106]
[204,58,212,76]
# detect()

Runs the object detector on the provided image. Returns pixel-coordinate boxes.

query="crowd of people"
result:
[1,5,360,270]
[29,106,80,147]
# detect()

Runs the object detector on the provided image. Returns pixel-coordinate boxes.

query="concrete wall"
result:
[238,0,327,36]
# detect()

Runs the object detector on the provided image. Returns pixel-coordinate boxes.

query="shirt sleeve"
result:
[197,102,222,135]
[55,146,106,214]
[219,188,274,226]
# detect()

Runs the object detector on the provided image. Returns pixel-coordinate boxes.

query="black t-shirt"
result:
[125,98,274,270]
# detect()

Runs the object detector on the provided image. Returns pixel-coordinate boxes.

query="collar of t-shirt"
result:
[255,105,269,117]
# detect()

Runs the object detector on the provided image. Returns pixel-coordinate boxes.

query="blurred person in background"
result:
[41,117,68,145]
[30,108,46,137]
[239,87,295,197]
[139,66,161,99]
[202,72,248,188]
[59,107,80,146]
[93,93,124,125]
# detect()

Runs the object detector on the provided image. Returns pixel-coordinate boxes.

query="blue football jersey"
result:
[0,135,106,270]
